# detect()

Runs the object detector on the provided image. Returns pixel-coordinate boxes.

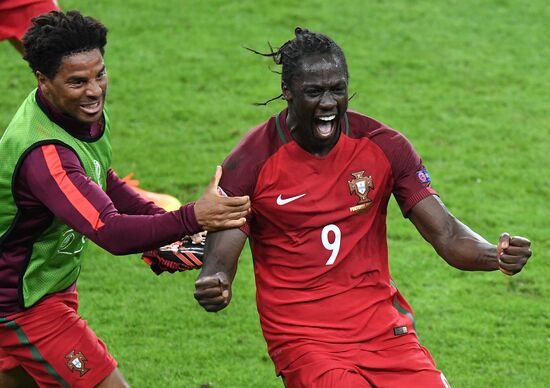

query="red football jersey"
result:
[220,109,437,372]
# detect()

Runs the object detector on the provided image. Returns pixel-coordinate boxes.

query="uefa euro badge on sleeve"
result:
[416,169,431,184]
[348,170,374,214]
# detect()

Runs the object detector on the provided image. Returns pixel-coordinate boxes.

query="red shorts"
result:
[280,341,451,388]
[0,290,117,387]
[0,0,59,42]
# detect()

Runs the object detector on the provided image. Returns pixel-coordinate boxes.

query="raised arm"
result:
[408,195,531,275]
[194,228,247,312]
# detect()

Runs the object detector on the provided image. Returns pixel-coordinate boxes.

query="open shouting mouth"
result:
[315,114,337,138]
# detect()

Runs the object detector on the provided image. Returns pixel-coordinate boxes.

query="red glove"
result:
[142,235,204,275]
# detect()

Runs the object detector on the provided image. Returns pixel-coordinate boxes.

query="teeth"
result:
[80,100,102,115]
[318,115,335,121]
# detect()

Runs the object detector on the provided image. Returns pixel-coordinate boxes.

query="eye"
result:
[305,88,322,98]
[332,84,347,95]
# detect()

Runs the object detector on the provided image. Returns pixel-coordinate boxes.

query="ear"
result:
[36,71,50,95]
[281,82,292,101]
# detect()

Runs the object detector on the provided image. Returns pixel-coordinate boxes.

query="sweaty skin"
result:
[283,53,348,157]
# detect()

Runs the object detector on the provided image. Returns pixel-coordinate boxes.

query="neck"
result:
[286,110,340,157]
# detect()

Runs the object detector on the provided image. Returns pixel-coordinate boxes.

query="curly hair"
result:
[247,27,348,105]
[22,10,108,79]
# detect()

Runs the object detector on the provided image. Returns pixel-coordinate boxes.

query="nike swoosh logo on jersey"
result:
[276,193,306,205]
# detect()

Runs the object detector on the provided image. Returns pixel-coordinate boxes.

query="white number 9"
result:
[322,224,341,265]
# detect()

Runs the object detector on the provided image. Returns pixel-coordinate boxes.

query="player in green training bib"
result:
[0,10,250,387]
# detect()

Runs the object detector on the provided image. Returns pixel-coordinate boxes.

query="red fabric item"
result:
[0,347,18,371]
[0,289,117,387]
[0,0,59,41]
[219,109,437,373]
[280,340,450,388]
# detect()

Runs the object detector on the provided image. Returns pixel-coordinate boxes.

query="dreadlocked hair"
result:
[23,10,108,79]
[246,27,349,105]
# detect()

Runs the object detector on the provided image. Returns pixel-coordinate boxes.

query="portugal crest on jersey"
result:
[348,170,374,213]
[65,350,90,376]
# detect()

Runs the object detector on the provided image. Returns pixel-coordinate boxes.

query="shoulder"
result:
[346,110,417,159]
[224,114,282,171]
[18,143,83,190]
[347,110,405,142]
[221,114,284,196]
[23,143,82,171]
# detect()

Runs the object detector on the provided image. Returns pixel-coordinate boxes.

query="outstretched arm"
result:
[409,195,531,274]
[106,168,166,215]
[194,228,248,312]
[21,145,250,255]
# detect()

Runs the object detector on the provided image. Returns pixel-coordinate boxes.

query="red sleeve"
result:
[370,129,437,215]
[19,144,201,254]
[219,117,281,236]
[106,168,165,216]
[348,112,438,216]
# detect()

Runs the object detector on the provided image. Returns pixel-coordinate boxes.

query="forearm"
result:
[199,229,247,281]
[91,206,200,255]
[410,197,531,275]
[194,229,247,312]
[409,196,499,271]
[26,149,200,254]
[431,218,499,271]
[200,252,239,282]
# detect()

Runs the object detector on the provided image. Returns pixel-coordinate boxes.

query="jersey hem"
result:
[272,333,421,375]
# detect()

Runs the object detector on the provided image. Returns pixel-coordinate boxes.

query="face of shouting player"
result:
[37,48,107,124]
[283,52,348,156]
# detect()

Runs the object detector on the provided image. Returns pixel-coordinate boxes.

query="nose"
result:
[319,91,336,108]
[86,79,103,98]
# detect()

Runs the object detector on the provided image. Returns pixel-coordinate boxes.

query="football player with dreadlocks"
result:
[193,27,532,387]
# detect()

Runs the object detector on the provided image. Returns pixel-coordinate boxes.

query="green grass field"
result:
[1,0,548,386]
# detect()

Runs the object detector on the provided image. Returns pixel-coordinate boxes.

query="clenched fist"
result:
[496,233,532,276]
[194,271,232,312]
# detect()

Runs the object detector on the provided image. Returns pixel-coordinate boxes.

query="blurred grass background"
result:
[1,0,548,386]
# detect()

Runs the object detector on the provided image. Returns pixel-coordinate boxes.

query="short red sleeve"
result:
[219,116,284,236]
[347,112,437,216]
